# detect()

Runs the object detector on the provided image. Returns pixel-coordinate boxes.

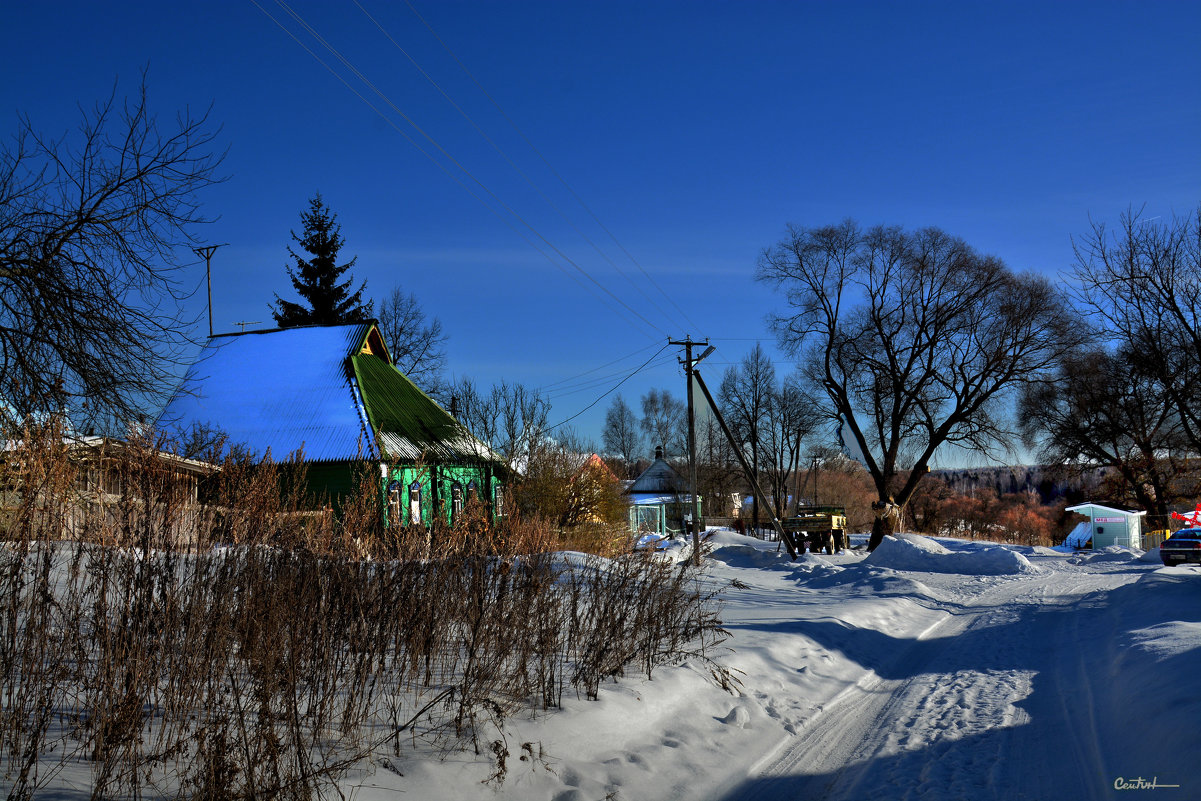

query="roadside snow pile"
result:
[865,533,1044,575]
[1137,547,1163,564]
[811,565,941,600]
[707,532,794,571]
[1070,545,1142,565]
[706,529,772,547]
[1128,620,1201,658]
[635,533,692,562]
[786,552,845,581]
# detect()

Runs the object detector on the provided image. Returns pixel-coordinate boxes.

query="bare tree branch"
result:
[376,285,448,388]
[601,393,641,475]
[0,78,223,431]
[1073,206,1201,453]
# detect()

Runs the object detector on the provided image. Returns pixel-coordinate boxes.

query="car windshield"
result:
[1168,529,1201,540]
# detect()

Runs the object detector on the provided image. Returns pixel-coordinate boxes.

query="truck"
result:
[781,505,848,554]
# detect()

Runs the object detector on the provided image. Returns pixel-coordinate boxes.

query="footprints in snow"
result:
[552,731,691,801]
[754,689,815,735]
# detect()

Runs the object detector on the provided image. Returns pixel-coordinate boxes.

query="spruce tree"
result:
[271,194,372,327]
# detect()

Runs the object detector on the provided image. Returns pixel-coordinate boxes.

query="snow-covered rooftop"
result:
[158,323,499,465]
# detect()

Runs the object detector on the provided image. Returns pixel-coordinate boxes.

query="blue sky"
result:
[4,1,1198,462]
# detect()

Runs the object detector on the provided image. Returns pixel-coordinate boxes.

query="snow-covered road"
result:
[730,560,1138,800]
[350,532,1201,801]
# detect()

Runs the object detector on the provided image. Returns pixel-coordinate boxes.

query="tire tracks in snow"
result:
[725,571,1130,801]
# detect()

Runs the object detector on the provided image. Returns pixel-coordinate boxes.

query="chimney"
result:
[655,446,664,460]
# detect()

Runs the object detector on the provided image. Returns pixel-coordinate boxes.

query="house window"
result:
[408,481,423,525]
[387,480,402,526]
[494,484,505,517]
[451,481,464,522]
[466,479,478,504]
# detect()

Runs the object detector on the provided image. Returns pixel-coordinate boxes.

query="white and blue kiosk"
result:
[1063,503,1145,550]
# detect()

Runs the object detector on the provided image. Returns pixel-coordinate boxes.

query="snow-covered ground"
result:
[344,531,1201,801]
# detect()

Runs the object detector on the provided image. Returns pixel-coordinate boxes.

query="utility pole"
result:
[691,368,800,559]
[670,337,713,565]
[193,244,227,338]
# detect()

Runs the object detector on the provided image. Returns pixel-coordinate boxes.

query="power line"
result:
[544,353,677,400]
[545,343,671,432]
[353,0,692,336]
[400,0,703,336]
[256,0,670,339]
[539,341,661,390]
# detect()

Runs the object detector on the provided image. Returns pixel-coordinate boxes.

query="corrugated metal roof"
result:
[158,324,377,462]
[352,353,499,464]
[628,457,685,494]
[158,323,500,467]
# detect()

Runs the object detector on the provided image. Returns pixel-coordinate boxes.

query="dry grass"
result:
[0,421,728,799]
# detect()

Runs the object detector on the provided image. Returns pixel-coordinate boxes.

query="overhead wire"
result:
[248,2,570,287]
[543,353,678,400]
[538,341,661,391]
[399,0,703,336]
[259,0,670,340]
[544,342,671,433]
[352,0,693,337]
[254,0,709,429]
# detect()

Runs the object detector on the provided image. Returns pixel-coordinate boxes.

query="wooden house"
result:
[158,322,505,526]
[626,447,701,536]
[0,432,216,545]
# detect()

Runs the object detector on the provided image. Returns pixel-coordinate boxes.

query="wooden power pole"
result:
[671,337,713,565]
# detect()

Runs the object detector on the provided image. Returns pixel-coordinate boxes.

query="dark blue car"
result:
[1160,528,1201,566]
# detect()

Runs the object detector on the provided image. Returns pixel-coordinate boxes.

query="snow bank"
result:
[1128,620,1201,658]
[813,566,941,600]
[1137,546,1163,564]
[865,533,1045,576]
[705,529,775,548]
[705,530,801,570]
[785,552,846,582]
[1070,545,1143,565]
[634,533,692,563]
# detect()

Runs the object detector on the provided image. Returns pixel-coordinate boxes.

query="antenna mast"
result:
[193,244,227,338]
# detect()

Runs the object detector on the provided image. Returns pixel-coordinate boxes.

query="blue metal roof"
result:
[159,324,377,462]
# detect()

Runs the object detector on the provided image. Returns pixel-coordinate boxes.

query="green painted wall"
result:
[382,462,503,527]
[303,461,363,512]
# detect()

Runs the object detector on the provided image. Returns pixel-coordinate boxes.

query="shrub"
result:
[0,420,727,798]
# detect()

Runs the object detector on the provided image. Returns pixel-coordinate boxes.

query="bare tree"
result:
[1020,346,1197,522]
[759,221,1082,549]
[0,79,222,430]
[718,344,775,529]
[601,393,641,476]
[1074,206,1201,453]
[639,388,685,458]
[760,371,821,519]
[696,414,741,518]
[451,377,550,468]
[376,285,448,389]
